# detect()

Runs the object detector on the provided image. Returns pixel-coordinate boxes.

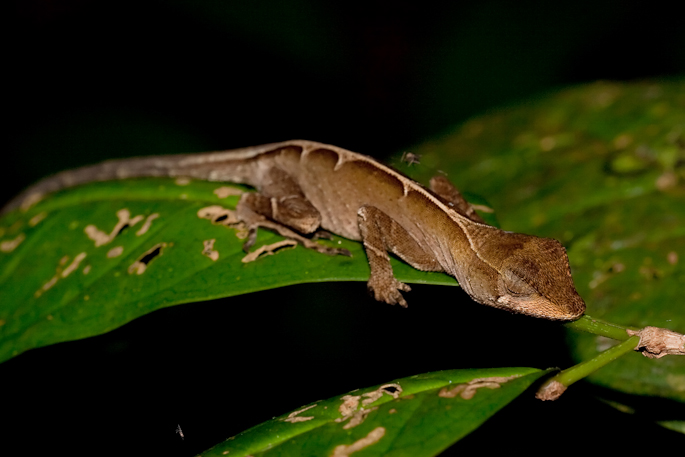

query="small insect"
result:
[401,151,421,165]
[176,424,184,440]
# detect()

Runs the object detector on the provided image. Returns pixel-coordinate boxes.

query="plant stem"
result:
[563,314,637,340]
[537,335,640,399]
[536,314,643,399]
[556,335,639,387]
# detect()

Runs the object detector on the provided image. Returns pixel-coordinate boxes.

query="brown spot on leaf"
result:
[438,375,519,400]
[29,212,48,227]
[34,252,87,297]
[667,251,678,265]
[336,395,361,421]
[128,243,168,275]
[335,384,402,426]
[197,205,248,238]
[35,276,58,297]
[241,240,297,263]
[343,407,378,430]
[214,186,244,199]
[1,233,26,253]
[283,404,317,423]
[107,246,124,258]
[136,213,159,236]
[62,252,87,277]
[84,209,145,247]
[361,383,402,406]
[174,177,191,186]
[202,239,219,261]
[197,206,240,225]
[331,427,385,457]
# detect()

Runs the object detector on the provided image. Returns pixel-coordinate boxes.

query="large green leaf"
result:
[407,80,685,403]
[0,179,460,363]
[2,80,683,408]
[199,367,545,457]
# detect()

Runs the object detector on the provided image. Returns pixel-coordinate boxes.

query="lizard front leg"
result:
[429,175,486,224]
[358,205,444,307]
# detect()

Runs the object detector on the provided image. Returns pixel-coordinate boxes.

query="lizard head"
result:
[466,228,586,320]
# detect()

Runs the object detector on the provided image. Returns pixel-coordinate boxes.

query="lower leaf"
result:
[200,367,546,457]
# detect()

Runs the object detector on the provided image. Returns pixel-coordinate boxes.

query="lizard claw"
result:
[243,227,258,253]
[327,247,352,257]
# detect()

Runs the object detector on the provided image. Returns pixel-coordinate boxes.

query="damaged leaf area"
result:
[200,367,545,457]
[127,242,168,275]
[0,178,455,363]
[410,80,685,403]
[241,240,297,263]
[438,376,519,400]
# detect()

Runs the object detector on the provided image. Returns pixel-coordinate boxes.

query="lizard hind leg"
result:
[236,193,350,257]
[241,192,322,235]
[235,165,350,256]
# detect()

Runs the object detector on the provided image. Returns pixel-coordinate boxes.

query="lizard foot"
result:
[237,202,350,257]
[367,277,411,308]
[311,229,334,240]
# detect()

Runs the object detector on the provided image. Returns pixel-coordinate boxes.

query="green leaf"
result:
[0,178,457,363]
[408,80,685,403]
[199,367,545,457]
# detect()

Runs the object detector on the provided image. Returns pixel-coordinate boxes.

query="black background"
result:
[3,1,684,455]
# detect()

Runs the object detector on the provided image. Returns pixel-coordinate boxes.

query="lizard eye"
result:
[499,269,536,298]
[505,285,526,297]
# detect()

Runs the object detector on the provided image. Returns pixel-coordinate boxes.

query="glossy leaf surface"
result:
[200,367,545,457]
[0,179,458,363]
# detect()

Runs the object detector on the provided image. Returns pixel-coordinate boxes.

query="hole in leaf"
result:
[138,246,162,265]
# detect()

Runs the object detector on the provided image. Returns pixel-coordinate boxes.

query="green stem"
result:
[563,314,637,340]
[548,335,640,389]
[537,314,643,398]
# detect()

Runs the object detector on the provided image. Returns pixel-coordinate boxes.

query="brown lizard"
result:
[1,140,585,320]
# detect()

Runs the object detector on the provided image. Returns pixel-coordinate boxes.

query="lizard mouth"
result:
[496,294,584,321]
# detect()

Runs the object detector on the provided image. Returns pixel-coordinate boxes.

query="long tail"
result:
[0,140,324,215]
[2,154,201,215]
